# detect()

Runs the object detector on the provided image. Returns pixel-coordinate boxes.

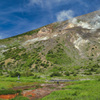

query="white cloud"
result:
[70,18,77,24]
[28,0,88,9]
[69,14,100,32]
[0,0,97,39]
[28,0,43,6]
[77,0,88,8]
[90,15,100,32]
[28,0,73,8]
[56,10,74,22]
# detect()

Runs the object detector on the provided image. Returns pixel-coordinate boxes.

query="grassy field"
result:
[41,79,100,100]
[0,74,99,90]
[0,76,45,89]
[0,75,100,100]
[11,96,29,100]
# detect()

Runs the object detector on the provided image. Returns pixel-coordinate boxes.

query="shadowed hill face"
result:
[0,10,100,76]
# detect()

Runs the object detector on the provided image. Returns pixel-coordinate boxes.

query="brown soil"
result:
[13,85,36,90]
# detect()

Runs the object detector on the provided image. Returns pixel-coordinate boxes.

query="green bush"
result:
[84,72,92,75]
[50,72,62,77]
[93,64,100,68]
[41,63,49,68]
[0,89,21,95]
[70,70,74,74]
[73,73,77,76]
[33,75,40,79]
[11,96,29,100]
[9,71,21,77]
[58,97,72,100]
[21,71,33,77]
[96,69,100,74]
[65,71,70,76]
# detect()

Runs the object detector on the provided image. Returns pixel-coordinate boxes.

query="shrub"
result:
[33,75,40,79]
[58,97,72,100]
[48,50,53,54]
[90,68,97,72]
[96,69,100,74]
[73,73,77,76]
[0,62,5,66]
[70,70,74,74]
[93,64,100,68]
[21,71,33,77]
[0,89,21,95]
[41,63,49,68]
[11,96,29,100]
[65,71,70,76]
[9,71,21,77]
[50,72,62,77]
[84,72,92,75]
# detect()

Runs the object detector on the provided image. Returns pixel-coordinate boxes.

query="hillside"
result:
[0,10,100,77]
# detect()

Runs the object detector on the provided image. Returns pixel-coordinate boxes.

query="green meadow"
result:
[0,76,45,90]
[0,73,100,100]
[41,79,100,100]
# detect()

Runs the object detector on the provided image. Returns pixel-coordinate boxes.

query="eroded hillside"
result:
[0,10,100,77]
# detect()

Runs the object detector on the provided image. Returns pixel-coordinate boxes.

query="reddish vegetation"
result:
[0,93,18,99]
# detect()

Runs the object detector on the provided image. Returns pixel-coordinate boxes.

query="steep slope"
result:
[0,10,100,77]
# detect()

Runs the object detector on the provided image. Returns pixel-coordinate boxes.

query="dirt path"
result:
[0,82,73,100]
[21,83,66,100]
[22,87,53,100]
[13,85,36,90]
[10,82,72,100]
[0,80,87,100]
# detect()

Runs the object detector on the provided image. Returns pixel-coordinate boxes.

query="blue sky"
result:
[0,0,100,39]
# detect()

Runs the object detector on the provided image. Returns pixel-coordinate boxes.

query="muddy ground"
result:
[13,82,72,100]
[0,81,73,100]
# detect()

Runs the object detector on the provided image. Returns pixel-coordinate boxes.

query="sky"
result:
[0,0,100,39]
